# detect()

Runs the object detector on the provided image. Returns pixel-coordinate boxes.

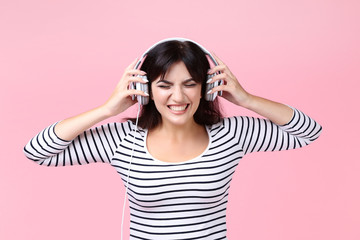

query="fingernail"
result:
[207,69,212,74]
[207,90,212,94]
[144,92,149,96]
[206,78,212,83]
[143,78,149,83]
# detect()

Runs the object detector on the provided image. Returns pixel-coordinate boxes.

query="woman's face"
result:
[151,61,202,127]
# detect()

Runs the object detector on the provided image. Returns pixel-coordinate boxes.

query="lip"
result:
[167,104,189,114]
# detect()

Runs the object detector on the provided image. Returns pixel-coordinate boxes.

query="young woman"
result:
[24,39,322,240]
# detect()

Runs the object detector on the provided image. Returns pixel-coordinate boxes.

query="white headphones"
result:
[131,37,223,105]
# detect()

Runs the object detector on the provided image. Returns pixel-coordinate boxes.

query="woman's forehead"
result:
[159,61,192,79]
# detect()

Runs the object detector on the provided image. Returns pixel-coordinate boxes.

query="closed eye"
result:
[184,83,197,87]
[158,85,171,89]
[183,79,198,87]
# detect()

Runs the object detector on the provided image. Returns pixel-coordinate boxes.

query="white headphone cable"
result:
[121,102,141,240]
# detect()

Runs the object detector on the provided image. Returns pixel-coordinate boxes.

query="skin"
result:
[54,54,293,162]
[207,53,293,125]
[146,61,209,162]
[150,61,202,129]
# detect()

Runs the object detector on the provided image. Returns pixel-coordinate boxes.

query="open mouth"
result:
[168,104,189,111]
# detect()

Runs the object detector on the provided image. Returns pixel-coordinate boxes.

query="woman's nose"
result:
[171,86,185,102]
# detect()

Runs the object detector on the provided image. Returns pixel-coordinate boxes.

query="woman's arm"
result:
[23,121,129,166]
[54,59,148,141]
[230,108,322,155]
[207,54,322,153]
[208,54,303,125]
[24,59,148,166]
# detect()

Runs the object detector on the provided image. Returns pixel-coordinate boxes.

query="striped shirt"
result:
[24,108,322,239]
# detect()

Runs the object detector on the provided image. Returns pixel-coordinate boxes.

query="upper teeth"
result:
[169,105,187,111]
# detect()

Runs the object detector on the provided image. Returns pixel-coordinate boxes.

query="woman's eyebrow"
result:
[183,78,195,83]
[156,79,172,84]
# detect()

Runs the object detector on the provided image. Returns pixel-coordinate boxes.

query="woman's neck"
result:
[151,120,205,142]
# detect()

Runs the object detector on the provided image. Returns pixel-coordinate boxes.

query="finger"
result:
[208,64,226,74]
[213,72,237,84]
[209,52,233,76]
[127,89,150,97]
[128,75,149,83]
[206,84,227,95]
[206,72,226,84]
[127,69,147,77]
[208,64,235,80]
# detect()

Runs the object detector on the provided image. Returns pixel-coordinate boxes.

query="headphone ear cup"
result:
[132,75,150,105]
[205,73,223,101]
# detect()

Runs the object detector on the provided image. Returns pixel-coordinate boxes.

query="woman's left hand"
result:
[207,53,251,108]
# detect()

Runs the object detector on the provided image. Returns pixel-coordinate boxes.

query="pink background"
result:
[1,0,359,239]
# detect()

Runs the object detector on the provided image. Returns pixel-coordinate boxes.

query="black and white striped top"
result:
[24,108,322,240]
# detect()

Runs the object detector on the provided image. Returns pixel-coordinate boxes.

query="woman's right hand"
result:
[101,58,149,117]
[54,59,149,141]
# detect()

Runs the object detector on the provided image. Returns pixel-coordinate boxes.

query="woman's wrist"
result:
[98,104,116,119]
[237,91,254,109]
[55,106,112,141]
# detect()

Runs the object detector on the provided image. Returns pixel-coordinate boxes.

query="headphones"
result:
[131,37,223,105]
[123,38,223,239]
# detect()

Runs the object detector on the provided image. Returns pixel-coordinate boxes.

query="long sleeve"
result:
[234,108,322,155]
[23,121,134,167]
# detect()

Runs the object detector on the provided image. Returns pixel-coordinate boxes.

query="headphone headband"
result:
[135,37,218,69]
[131,37,223,104]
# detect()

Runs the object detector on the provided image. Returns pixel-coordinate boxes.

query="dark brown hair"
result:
[128,40,222,129]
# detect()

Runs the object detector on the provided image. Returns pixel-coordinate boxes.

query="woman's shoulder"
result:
[206,116,241,134]
[109,120,147,138]
[208,116,243,127]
